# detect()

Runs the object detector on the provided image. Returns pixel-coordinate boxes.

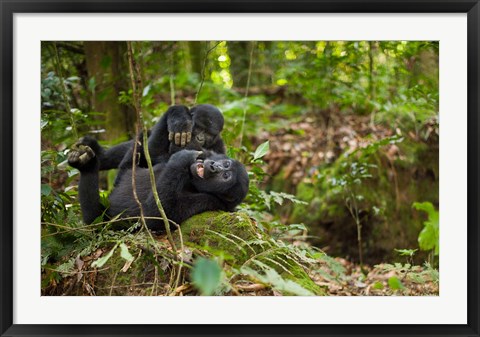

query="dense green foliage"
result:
[41,41,439,296]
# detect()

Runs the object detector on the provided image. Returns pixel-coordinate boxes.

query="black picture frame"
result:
[1,1,479,336]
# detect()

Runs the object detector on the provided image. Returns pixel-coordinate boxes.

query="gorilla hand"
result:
[166,106,193,147]
[167,149,203,168]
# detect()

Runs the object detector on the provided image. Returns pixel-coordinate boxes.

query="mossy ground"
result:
[177,211,325,295]
[43,211,326,296]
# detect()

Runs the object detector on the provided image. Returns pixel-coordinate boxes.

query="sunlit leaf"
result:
[142,84,151,97]
[413,202,439,255]
[252,141,269,161]
[91,244,118,268]
[388,276,404,290]
[394,248,418,257]
[119,243,134,262]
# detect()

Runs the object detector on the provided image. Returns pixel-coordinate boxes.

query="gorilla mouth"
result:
[196,160,204,178]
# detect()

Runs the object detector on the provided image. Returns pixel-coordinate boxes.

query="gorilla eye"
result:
[223,172,231,180]
[223,161,231,168]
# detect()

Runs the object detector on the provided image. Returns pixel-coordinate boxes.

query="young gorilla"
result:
[111,149,248,231]
[157,104,226,158]
[69,145,249,231]
[68,104,248,230]
[87,104,226,171]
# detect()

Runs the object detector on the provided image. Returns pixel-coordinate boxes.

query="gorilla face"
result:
[190,104,224,148]
[189,152,249,204]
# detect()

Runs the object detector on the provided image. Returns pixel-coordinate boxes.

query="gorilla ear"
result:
[222,164,249,206]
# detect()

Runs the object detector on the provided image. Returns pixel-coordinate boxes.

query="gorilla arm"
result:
[117,105,193,170]
[148,105,192,163]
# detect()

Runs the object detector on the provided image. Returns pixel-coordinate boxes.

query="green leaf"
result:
[41,119,48,130]
[252,141,269,161]
[394,248,418,257]
[413,202,439,255]
[142,84,151,97]
[41,184,52,196]
[373,281,384,290]
[119,243,134,262]
[191,258,223,296]
[413,202,439,223]
[88,77,96,91]
[56,259,75,277]
[388,276,404,290]
[91,243,118,268]
[241,265,314,296]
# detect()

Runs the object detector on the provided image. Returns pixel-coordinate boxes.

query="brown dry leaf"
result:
[236,283,267,292]
[174,284,192,294]
[121,259,134,273]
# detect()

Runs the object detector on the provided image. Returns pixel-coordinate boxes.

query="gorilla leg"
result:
[99,139,134,170]
[68,142,105,224]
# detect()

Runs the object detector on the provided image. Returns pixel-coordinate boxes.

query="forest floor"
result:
[42,109,439,297]
[249,110,439,296]
[256,109,437,187]
[311,257,439,296]
[43,235,439,296]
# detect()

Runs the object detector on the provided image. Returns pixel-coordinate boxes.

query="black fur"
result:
[68,104,237,230]
[68,145,249,231]
[84,104,226,172]
[167,104,225,155]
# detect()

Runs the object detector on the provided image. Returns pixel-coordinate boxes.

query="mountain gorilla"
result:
[162,104,226,157]
[86,104,226,171]
[68,105,249,230]
[69,145,249,230]
[110,150,248,231]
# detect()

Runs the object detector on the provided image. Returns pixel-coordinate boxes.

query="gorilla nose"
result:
[196,133,205,143]
[209,161,224,172]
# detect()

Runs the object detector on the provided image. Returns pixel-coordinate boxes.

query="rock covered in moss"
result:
[175,211,261,263]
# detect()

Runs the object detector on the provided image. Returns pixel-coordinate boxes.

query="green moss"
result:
[180,211,260,242]
[46,211,326,296]
[177,211,325,295]
[175,211,260,264]
[282,262,326,295]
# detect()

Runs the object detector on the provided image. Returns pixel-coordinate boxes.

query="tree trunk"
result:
[187,41,204,78]
[84,41,135,141]
[228,41,252,88]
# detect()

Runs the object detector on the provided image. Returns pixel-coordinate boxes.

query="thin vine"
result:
[126,42,185,294]
[194,41,222,105]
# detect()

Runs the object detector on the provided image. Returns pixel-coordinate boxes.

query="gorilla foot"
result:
[68,143,96,170]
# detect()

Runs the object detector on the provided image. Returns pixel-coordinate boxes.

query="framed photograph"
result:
[1,1,479,336]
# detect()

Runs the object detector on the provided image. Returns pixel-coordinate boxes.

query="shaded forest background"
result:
[41,41,439,296]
